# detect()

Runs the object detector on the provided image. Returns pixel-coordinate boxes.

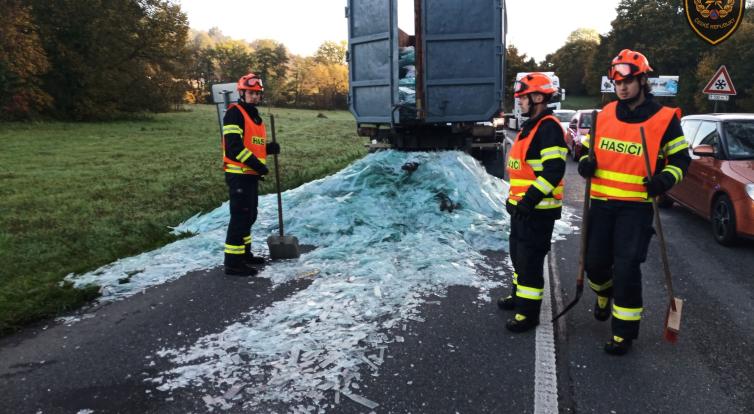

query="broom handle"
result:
[639,127,676,311]
[576,112,599,287]
[270,114,284,237]
[551,110,598,322]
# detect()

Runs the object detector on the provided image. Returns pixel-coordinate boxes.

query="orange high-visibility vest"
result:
[589,101,681,202]
[507,115,565,210]
[222,103,267,175]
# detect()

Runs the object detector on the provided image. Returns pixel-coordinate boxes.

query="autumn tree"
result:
[314,40,348,65]
[250,40,289,104]
[0,0,52,119]
[543,29,600,96]
[210,40,255,82]
[29,0,191,120]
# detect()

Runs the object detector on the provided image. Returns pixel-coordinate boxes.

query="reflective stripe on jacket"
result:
[589,101,680,202]
[507,114,565,210]
[222,103,267,175]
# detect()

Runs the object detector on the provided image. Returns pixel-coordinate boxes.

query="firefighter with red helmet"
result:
[577,50,690,354]
[221,73,281,276]
[497,73,568,333]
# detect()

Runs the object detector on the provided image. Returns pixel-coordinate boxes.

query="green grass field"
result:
[0,105,367,334]
[562,95,604,110]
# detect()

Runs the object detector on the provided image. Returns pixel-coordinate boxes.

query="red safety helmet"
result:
[514,72,557,98]
[608,49,653,81]
[237,73,264,92]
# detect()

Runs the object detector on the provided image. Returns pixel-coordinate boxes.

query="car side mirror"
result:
[693,145,716,157]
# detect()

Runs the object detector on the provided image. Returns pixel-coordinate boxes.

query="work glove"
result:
[643,173,672,197]
[266,142,280,155]
[577,157,597,178]
[246,155,269,176]
[511,197,535,220]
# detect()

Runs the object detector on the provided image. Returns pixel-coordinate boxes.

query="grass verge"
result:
[0,105,366,334]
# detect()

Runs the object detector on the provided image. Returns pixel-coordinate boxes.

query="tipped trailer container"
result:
[346,0,508,178]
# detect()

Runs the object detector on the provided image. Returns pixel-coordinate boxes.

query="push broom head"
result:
[663,297,683,344]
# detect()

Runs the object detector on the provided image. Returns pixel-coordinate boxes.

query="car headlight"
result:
[747,183,754,200]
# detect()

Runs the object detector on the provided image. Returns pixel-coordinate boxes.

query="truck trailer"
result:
[346,0,508,178]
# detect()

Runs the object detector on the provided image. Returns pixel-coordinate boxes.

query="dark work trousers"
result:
[584,200,655,340]
[224,173,259,266]
[509,215,556,319]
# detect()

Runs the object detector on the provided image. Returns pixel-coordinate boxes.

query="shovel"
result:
[266,114,300,260]
[639,126,682,342]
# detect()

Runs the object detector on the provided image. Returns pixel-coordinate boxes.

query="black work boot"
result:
[594,295,611,321]
[604,335,633,356]
[245,245,266,265]
[505,313,539,333]
[497,294,515,310]
[224,254,258,277]
[246,253,266,265]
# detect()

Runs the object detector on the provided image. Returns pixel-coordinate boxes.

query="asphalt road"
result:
[554,160,754,414]
[1,160,753,413]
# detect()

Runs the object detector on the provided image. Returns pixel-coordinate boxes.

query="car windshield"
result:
[554,111,575,122]
[579,113,593,128]
[723,121,754,159]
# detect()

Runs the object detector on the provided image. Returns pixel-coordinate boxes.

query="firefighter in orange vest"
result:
[577,50,690,354]
[221,73,281,276]
[497,73,567,333]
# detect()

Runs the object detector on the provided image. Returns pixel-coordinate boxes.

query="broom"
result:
[639,126,682,343]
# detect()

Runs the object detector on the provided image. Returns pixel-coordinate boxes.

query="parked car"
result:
[553,109,576,134]
[662,114,754,245]
[565,109,600,160]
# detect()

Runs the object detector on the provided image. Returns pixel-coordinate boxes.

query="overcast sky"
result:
[177,0,621,62]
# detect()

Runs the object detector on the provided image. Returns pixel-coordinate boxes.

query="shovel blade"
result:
[267,234,300,260]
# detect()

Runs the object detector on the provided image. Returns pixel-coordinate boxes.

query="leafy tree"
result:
[0,0,52,119]
[29,0,191,120]
[300,61,348,109]
[211,40,255,82]
[567,28,601,44]
[252,41,289,104]
[314,40,348,65]
[543,28,600,96]
[695,19,754,111]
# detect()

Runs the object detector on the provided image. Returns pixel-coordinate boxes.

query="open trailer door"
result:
[347,0,398,123]
[421,0,504,123]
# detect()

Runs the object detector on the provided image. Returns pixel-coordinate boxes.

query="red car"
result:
[662,114,754,245]
[565,109,600,161]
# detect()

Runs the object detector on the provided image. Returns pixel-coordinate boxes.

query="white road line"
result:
[549,244,567,336]
[534,253,559,414]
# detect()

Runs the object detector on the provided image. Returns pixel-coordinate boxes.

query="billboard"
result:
[601,76,679,97]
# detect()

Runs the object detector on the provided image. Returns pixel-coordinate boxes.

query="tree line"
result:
[3,0,754,121]
[511,0,754,114]
[0,0,348,121]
